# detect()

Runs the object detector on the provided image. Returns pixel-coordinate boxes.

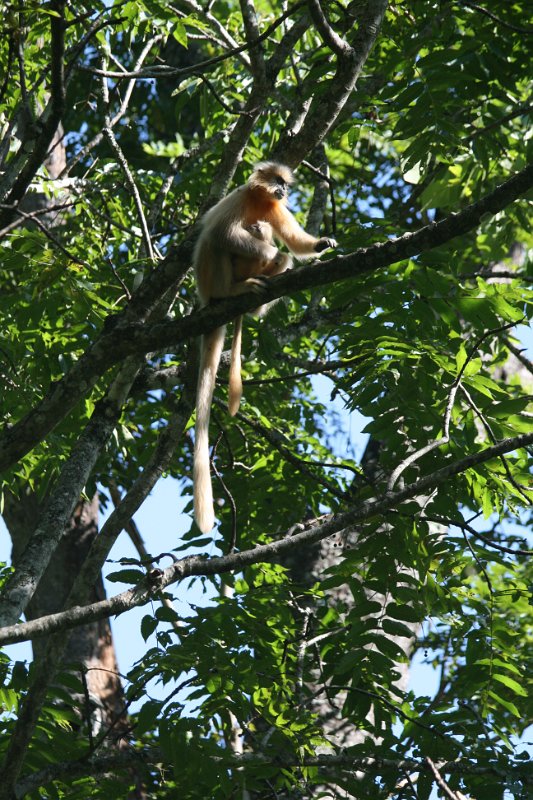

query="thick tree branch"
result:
[307,0,353,56]
[0,163,531,475]
[1,429,531,646]
[240,0,267,82]
[0,359,197,794]
[273,0,388,165]
[0,359,143,628]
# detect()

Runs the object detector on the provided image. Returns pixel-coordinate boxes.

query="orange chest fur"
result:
[243,189,283,226]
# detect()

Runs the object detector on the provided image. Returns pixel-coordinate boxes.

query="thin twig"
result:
[100,59,155,262]
[0,200,79,238]
[218,399,345,500]
[460,384,532,505]
[457,1,533,35]
[1,205,87,265]
[80,2,307,81]
[425,757,461,800]
[195,72,257,116]
[503,336,533,377]
[422,514,533,557]
[61,35,162,178]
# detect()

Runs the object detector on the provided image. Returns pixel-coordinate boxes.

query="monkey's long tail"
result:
[194,326,226,534]
[228,315,243,417]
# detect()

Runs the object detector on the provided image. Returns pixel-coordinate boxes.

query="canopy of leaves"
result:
[0,1,531,798]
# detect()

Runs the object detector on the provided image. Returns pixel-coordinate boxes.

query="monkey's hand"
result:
[314,237,337,252]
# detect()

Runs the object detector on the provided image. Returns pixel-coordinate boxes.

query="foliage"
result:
[0,1,532,798]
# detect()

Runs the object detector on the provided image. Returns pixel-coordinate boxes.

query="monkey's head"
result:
[249,161,294,201]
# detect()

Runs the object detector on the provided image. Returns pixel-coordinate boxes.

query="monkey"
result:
[193,161,336,534]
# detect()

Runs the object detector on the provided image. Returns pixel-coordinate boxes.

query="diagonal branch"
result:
[13,750,533,798]
[307,0,353,56]
[0,162,531,474]
[81,2,307,82]
[1,429,531,646]
[0,360,143,629]
[0,363,197,794]
[0,164,531,470]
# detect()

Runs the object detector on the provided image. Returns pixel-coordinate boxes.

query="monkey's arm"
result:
[269,204,336,256]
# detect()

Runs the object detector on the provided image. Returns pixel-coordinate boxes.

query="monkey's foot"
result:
[243,276,270,295]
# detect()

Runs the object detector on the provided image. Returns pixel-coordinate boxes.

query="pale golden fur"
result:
[193,161,336,533]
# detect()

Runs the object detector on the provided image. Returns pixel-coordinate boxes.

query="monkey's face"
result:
[250,162,294,200]
[273,181,288,200]
[271,176,288,200]
[256,170,288,199]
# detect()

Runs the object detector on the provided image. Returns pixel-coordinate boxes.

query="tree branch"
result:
[0,1,66,219]
[1,429,531,646]
[0,360,142,629]
[307,0,353,56]
[273,0,388,165]
[386,320,516,491]
[79,2,307,82]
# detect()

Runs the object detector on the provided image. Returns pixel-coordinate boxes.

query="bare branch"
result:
[0,199,80,238]
[503,336,533,377]
[61,35,162,178]
[177,0,251,69]
[0,360,143,629]
[425,757,461,800]
[80,3,307,82]
[13,749,533,799]
[423,514,533,557]
[102,123,155,261]
[240,0,267,82]
[219,398,345,499]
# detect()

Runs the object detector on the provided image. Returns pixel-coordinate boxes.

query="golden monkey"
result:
[193,161,336,534]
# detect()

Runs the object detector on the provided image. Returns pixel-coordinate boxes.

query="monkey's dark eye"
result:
[275,177,287,188]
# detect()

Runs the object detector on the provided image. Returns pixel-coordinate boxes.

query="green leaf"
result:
[492,674,528,697]
[141,615,158,641]
[173,21,188,47]
[487,691,520,718]
[106,569,144,584]
[386,603,424,623]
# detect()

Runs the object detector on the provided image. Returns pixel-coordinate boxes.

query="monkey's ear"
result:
[314,237,337,252]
